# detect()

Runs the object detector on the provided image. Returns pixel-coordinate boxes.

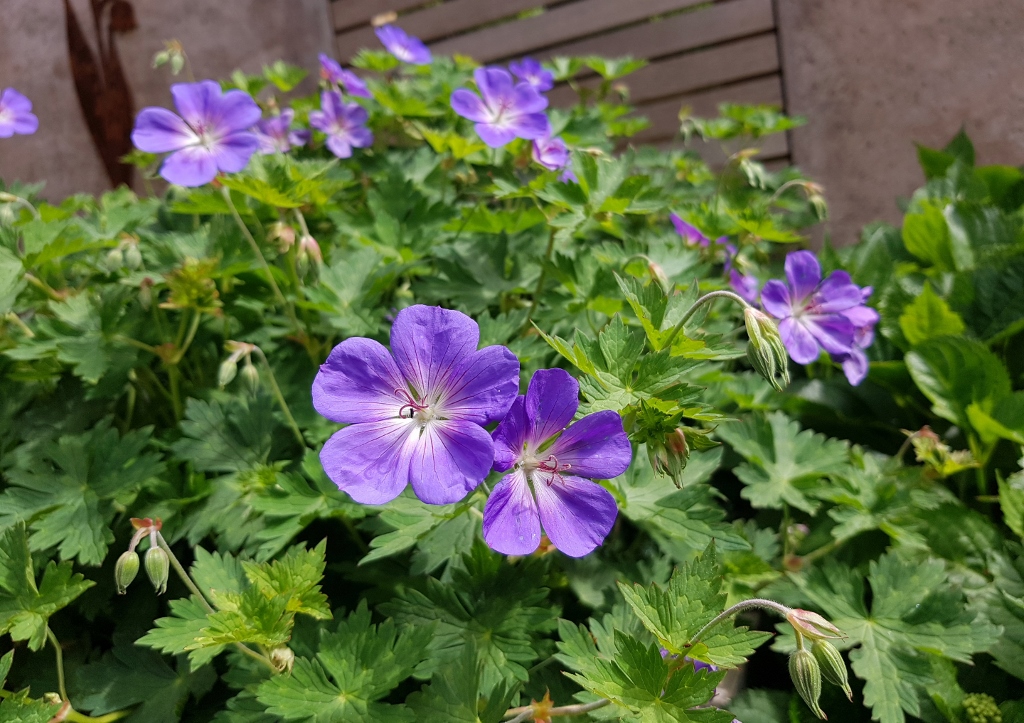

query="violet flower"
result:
[253,109,310,154]
[450,67,550,148]
[309,90,373,159]
[729,269,760,306]
[131,80,261,186]
[760,251,862,366]
[312,305,519,505]
[483,368,631,558]
[0,88,39,137]
[532,133,569,171]
[509,58,554,92]
[319,54,371,99]
[375,25,432,65]
[830,290,879,385]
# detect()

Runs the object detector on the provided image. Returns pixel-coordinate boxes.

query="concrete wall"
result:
[0,0,333,199]
[776,0,1024,245]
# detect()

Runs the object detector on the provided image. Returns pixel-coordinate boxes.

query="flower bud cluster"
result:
[647,428,689,487]
[785,609,852,719]
[218,341,259,392]
[115,517,169,595]
[744,307,790,391]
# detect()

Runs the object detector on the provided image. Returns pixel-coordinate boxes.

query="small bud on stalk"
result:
[241,361,260,395]
[145,544,170,594]
[218,358,239,388]
[115,551,140,594]
[812,640,852,701]
[647,429,689,488]
[744,307,790,391]
[789,648,825,719]
[270,646,295,673]
[787,609,845,641]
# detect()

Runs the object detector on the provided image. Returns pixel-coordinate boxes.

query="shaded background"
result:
[1,0,1022,245]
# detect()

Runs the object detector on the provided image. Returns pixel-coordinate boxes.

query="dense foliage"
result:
[1,29,1023,723]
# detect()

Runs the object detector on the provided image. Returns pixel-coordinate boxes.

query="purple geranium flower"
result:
[0,88,39,137]
[830,289,879,385]
[309,90,373,158]
[131,80,261,186]
[532,133,569,171]
[760,251,862,366]
[509,58,554,92]
[319,54,371,99]
[375,25,432,65]
[483,368,631,558]
[312,305,519,505]
[451,68,550,148]
[253,109,310,154]
[730,269,759,305]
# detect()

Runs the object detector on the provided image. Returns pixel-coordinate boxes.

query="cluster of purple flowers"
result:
[671,219,877,385]
[0,88,38,138]
[450,55,573,177]
[312,305,631,558]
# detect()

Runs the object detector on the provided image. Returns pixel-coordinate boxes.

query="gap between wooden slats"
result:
[333,0,434,33]
[541,0,773,61]
[630,74,784,144]
[429,0,708,64]
[336,0,567,59]
[548,33,779,107]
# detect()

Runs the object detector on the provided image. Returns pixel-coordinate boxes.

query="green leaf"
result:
[786,554,1000,723]
[967,391,1024,445]
[171,396,275,472]
[897,284,965,346]
[75,634,217,723]
[406,645,518,723]
[905,337,1010,430]
[0,650,11,688]
[138,596,226,671]
[0,692,61,723]
[359,495,476,575]
[0,246,25,315]
[999,471,1024,540]
[263,61,308,91]
[617,543,772,667]
[0,524,94,650]
[902,202,954,270]
[241,541,331,620]
[715,412,849,514]
[255,602,429,722]
[984,548,1024,681]
[0,421,164,565]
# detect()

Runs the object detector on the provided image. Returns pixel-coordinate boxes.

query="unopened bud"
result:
[268,223,295,253]
[139,277,153,310]
[648,261,670,291]
[648,429,689,487]
[789,648,825,719]
[296,234,322,279]
[787,609,845,641]
[115,551,140,594]
[124,242,142,270]
[270,646,295,673]
[812,640,852,702]
[218,358,238,388]
[241,361,260,395]
[744,307,790,391]
[145,545,169,594]
[105,247,124,271]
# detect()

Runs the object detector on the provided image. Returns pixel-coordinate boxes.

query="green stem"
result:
[687,598,792,647]
[252,347,307,448]
[66,708,133,723]
[503,699,610,721]
[661,289,752,349]
[781,503,792,560]
[46,627,68,702]
[172,311,202,363]
[23,273,63,301]
[524,227,557,330]
[800,539,843,566]
[155,534,279,673]
[168,366,183,421]
[0,192,41,220]
[221,187,300,330]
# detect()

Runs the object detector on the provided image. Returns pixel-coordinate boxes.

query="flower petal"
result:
[408,419,494,504]
[11,112,38,135]
[131,107,197,153]
[320,419,416,504]
[547,410,631,480]
[439,345,520,424]
[211,131,259,173]
[803,314,856,356]
[838,348,869,385]
[784,251,822,305]
[159,146,218,187]
[474,67,515,110]
[760,279,793,319]
[212,89,262,134]
[450,89,491,123]
[326,135,353,158]
[312,337,406,424]
[778,317,821,364]
[525,368,579,445]
[534,474,617,557]
[474,123,517,148]
[812,270,864,313]
[1,88,32,113]
[511,82,548,114]
[492,396,528,472]
[483,471,541,556]
[671,214,709,246]
[503,112,550,141]
[390,305,480,398]
[170,81,220,129]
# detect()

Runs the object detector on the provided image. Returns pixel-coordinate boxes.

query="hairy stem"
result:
[0,192,41,220]
[252,347,307,448]
[503,698,610,720]
[661,289,753,349]
[687,598,792,646]
[46,627,68,702]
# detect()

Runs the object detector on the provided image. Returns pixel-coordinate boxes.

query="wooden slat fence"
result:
[332,0,788,162]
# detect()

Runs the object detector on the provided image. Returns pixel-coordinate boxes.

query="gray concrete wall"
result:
[776,0,1024,245]
[0,0,333,199]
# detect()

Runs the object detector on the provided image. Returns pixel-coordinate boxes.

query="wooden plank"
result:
[336,0,552,61]
[648,131,789,167]
[332,0,433,33]
[542,0,775,61]
[548,33,779,107]
[630,74,784,144]
[429,0,708,63]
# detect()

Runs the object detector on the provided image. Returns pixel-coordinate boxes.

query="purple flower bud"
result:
[532,134,569,171]
[0,88,39,137]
